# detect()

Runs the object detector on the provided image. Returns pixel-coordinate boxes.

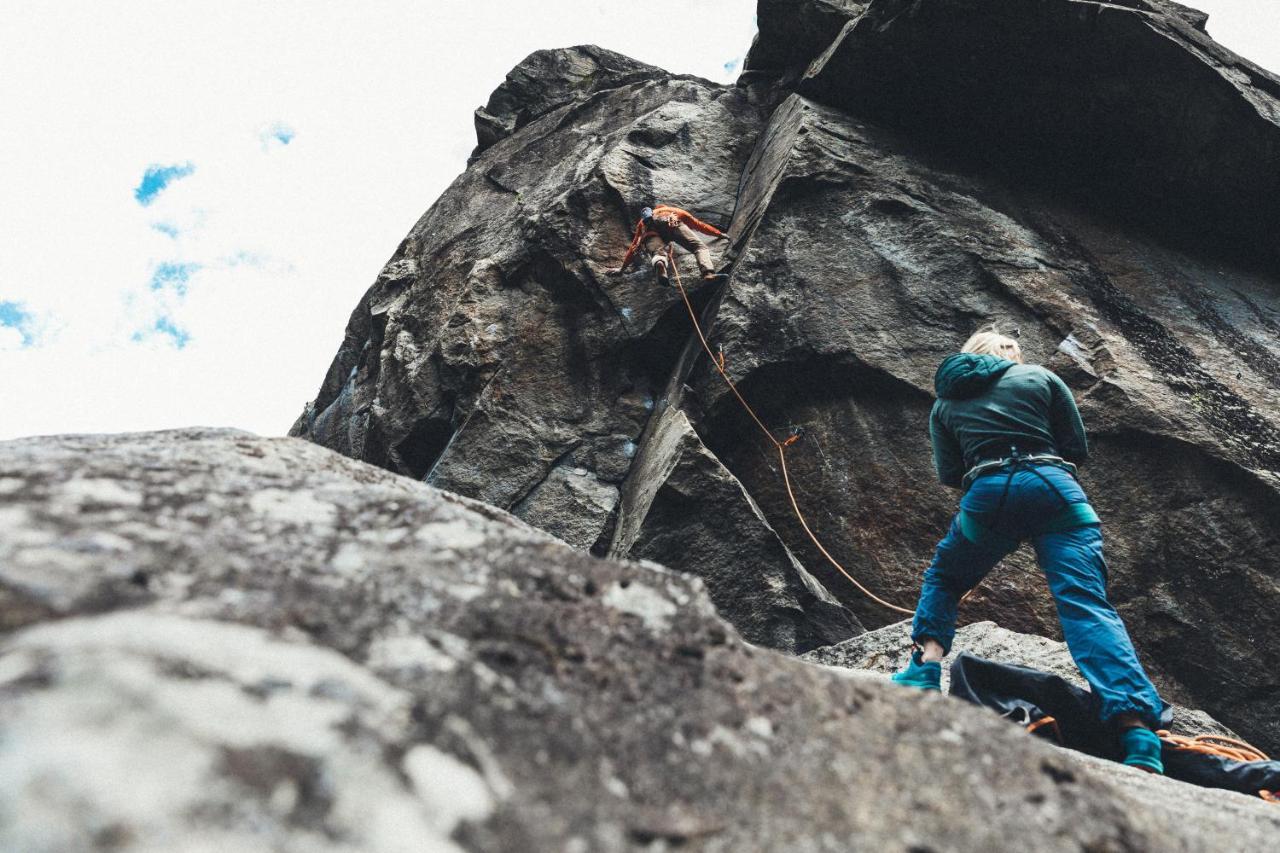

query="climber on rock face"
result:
[614,205,728,286]
[890,328,1168,775]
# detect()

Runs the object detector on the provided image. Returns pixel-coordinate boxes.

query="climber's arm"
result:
[617,220,646,271]
[678,211,726,239]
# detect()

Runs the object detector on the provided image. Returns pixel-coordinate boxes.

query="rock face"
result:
[292,0,1280,753]
[4,430,1279,851]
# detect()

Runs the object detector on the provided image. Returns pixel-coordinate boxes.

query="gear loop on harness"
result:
[665,246,913,616]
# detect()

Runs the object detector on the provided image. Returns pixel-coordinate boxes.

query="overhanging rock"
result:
[796,0,1280,272]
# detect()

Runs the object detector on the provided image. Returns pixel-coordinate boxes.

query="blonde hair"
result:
[961,328,1024,363]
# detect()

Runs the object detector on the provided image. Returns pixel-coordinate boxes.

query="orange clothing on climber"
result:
[616,205,727,284]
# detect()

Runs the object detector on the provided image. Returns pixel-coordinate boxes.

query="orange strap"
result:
[667,248,913,616]
[1025,715,1063,744]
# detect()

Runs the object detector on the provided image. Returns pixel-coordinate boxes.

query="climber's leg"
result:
[674,224,719,278]
[909,514,1012,657]
[644,234,669,284]
[1032,525,1164,731]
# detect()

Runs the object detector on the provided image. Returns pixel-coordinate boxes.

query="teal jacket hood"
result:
[934,353,1017,400]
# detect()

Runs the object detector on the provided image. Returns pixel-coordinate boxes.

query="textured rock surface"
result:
[798,0,1280,271]
[473,45,660,156]
[804,620,1239,739]
[3,430,1280,851]
[287,42,856,654]
[617,407,861,650]
[293,0,1280,752]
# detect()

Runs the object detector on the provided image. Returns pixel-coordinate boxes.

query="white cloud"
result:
[0,327,25,352]
[0,1,1274,441]
[0,0,758,440]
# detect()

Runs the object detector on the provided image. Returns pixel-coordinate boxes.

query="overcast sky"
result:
[1,1,1276,441]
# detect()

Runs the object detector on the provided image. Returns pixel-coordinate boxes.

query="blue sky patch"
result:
[723,57,741,75]
[134,162,195,206]
[225,250,265,267]
[151,221,180,238]
[152,316,191,348]
[0,300,35,346]
[262,122,296,147]
[149,261,201,296]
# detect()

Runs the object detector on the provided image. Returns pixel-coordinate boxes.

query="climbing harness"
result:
[957,448,1100,554]
[666,247,913,616]
[961,451,1077,492]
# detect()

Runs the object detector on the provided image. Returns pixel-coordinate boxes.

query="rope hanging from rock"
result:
[666,246,914,616]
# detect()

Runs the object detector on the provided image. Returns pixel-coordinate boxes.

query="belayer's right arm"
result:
[930,405,965,488]
[616,220,647,272]
[1046,370,1089,464]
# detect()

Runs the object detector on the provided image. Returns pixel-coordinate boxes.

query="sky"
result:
[0,1,1276,441]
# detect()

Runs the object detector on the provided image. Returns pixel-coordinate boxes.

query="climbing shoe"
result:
[890,650,941,691]
[1120,727,1164,775]
[701,272,728,284]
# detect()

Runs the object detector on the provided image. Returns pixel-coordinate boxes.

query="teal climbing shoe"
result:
[1120,727,1164,774]
[890,650,941,691]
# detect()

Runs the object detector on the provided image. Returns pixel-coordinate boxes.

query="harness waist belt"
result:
[962,453,1076,491]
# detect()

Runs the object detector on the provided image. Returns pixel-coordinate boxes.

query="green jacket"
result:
[929,353,1088,488]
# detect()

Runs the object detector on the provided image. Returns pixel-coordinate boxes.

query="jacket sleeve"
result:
[619,220,647,269]
[1046,370,1089,464]
[677,210,726,238]
[930,405,965,488]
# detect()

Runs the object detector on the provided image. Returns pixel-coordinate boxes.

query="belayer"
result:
[614,205,728,286]
[891,328,1168,775]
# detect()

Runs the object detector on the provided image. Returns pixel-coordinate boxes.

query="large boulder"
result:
[3,429,1279,851]
[292,1,1280,753]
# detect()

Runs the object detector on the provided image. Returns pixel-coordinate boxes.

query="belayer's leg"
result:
[1033,525,1165,771]
[893,515,1009,690]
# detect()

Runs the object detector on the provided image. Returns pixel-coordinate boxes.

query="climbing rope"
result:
[1024,719,1278,802]
[1155,731,1271,764]
[666,247,913,616]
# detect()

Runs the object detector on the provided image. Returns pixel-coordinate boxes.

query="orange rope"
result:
[1158,731,1279,803]
[667,248,913,616]
[1156,731,1271,764]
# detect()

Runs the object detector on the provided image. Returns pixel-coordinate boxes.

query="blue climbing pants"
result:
[911,464,1165,727]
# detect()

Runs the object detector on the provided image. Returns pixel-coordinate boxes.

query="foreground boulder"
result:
[3,429,1278,850]
[292,0,1280,752]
